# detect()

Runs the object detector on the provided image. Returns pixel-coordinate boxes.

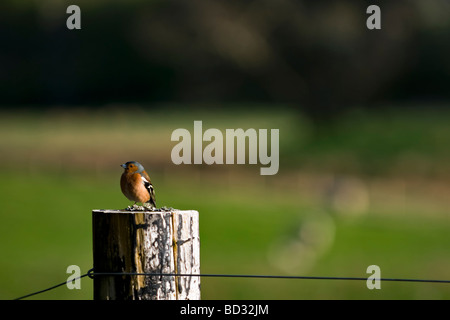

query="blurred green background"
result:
[1,0,450,299]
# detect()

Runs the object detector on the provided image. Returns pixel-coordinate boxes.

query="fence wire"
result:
[13,268,450,300]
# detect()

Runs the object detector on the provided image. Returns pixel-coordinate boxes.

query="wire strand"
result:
[14,272,90,300]
[88,270,450,284]
[14,268,450,300]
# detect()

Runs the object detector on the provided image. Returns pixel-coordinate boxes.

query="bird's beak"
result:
[120,163,127,169]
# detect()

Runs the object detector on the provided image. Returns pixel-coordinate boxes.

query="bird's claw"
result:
[125,204,174,212]
[125,204,145,211]
[143,203,156,211]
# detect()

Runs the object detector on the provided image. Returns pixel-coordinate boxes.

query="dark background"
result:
[1,1,449,119]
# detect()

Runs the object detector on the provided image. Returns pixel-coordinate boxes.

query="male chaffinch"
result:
[120,161,156,209]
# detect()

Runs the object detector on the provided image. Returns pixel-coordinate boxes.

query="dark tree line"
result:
[1,0,449,120]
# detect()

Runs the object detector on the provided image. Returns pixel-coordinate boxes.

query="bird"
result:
[120,161,156,209]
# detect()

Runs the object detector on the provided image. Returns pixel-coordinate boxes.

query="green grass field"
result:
[1,106,449,299]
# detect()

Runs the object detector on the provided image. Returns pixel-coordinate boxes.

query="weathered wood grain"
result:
[92,209,200,300]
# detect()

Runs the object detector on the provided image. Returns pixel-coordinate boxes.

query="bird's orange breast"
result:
[120,172,151,203]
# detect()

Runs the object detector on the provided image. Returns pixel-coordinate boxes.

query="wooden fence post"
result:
[92,209,200,300]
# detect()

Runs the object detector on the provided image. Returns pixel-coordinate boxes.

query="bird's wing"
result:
[141,174,156,206]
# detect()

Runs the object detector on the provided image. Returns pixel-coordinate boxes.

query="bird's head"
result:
[121,161,145,174]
